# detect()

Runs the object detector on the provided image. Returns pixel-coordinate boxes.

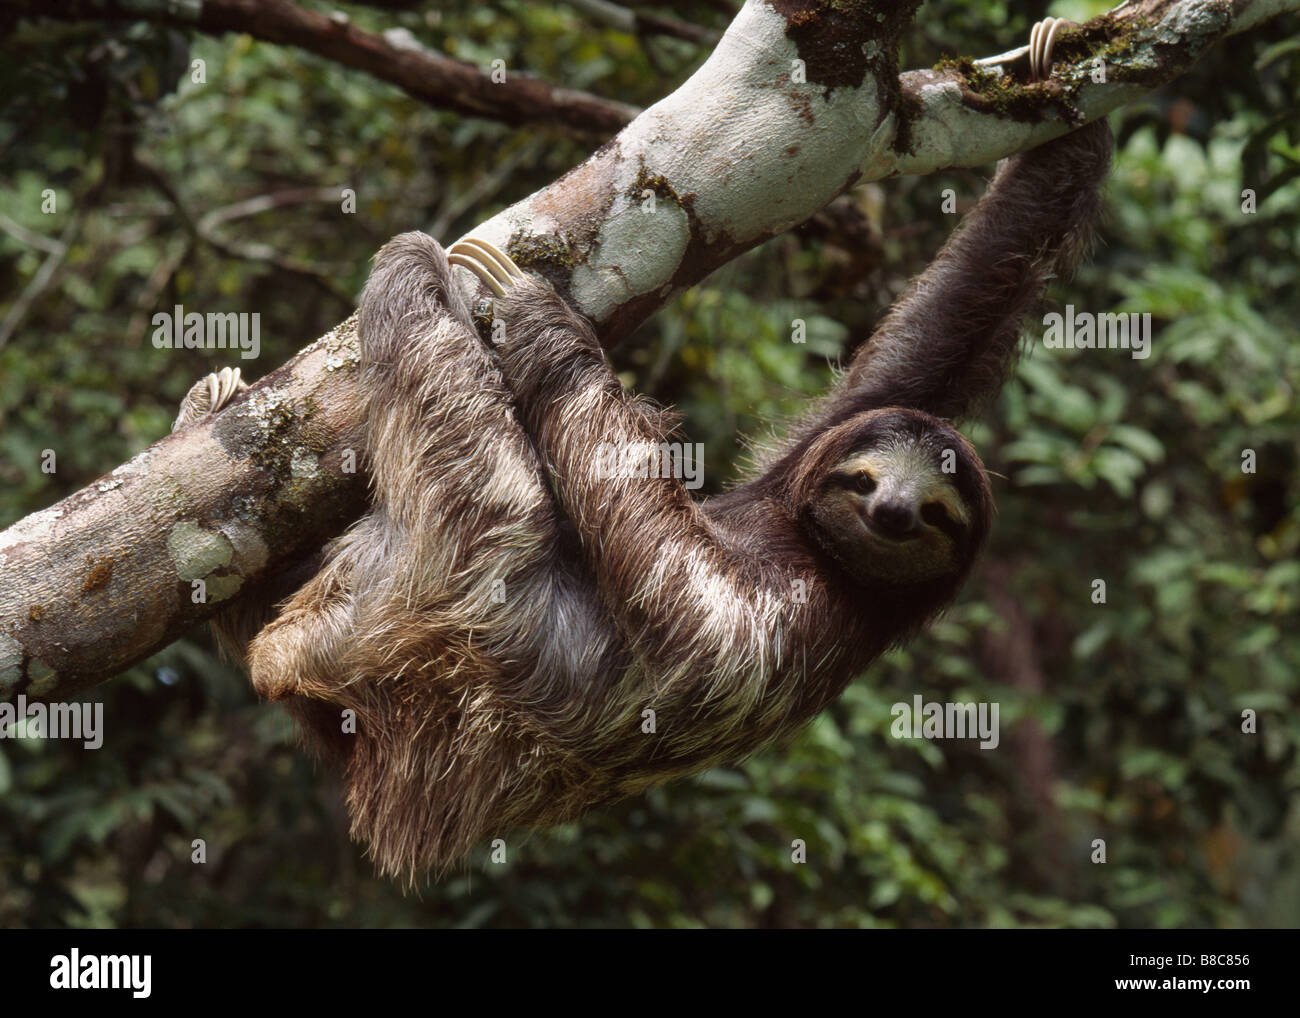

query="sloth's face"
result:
[808,409,988,585]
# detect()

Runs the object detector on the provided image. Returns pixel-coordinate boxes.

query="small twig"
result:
[0,212,65,255]
[134,155,354,304]
[429,143,542,239]
[0,215,80,350]
[566,0,721,46]
[125,236,192,349]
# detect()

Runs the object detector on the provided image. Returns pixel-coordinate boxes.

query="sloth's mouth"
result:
[861,515,920,545]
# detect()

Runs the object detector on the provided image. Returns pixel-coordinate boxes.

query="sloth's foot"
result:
[246,557,356,703]
[172,366,248,432]
[447,237,525,296]
[1028,17,1075,82]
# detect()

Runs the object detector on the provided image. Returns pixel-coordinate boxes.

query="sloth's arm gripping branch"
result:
[482,272,796,678]
[824,119,1114,425]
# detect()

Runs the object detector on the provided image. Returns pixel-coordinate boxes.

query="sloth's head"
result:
[797,408,992,587]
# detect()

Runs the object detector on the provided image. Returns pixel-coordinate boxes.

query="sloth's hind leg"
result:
[171,366,358,701]
[172,367,278,666]
[245,528,366,702]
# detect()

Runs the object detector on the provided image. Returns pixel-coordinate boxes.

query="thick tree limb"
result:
[1,0,1295,699]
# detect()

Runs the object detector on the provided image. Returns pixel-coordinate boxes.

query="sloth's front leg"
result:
[447,237,608,412]
[447,238,750,675]
[834,17,1112,424]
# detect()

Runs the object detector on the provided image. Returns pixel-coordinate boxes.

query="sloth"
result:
[175,22,1112,879]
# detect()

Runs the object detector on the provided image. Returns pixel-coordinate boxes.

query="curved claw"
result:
[1028,17,1074,83]
[173,366,248,431]
[448,237,524,297]
[210,366,246,409]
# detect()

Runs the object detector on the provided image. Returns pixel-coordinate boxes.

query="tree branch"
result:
[2,0,638,139]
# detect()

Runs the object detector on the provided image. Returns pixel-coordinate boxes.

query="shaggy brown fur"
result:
[184,114,1111,882]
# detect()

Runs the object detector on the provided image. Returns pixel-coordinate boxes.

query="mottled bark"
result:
[1,323,367,698]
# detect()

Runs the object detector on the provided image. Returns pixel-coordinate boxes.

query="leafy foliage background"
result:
[0,0,1296,927]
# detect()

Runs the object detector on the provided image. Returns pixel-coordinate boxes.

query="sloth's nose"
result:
[870,499,920,539]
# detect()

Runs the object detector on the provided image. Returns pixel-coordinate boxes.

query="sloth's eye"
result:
[921,501,952,527]
[854,473,876,495]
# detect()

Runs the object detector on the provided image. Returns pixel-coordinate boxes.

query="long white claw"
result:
[448,237,524,297]
[449,252,503,295]
[459,237,523,279]
[211,366,245,409]
[1029,17,1072,82]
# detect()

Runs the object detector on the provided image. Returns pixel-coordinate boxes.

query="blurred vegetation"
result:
[0,0,1297,928]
